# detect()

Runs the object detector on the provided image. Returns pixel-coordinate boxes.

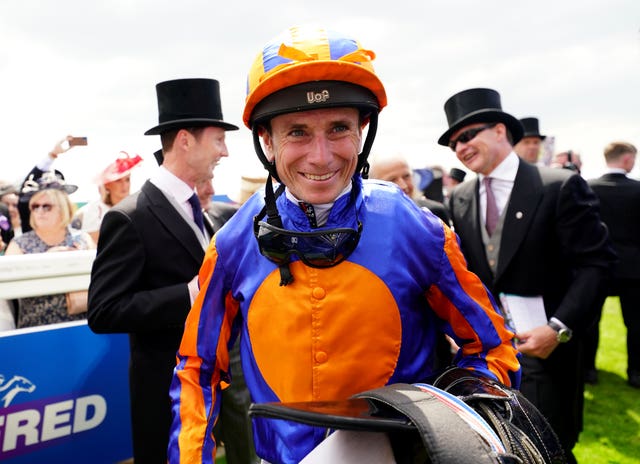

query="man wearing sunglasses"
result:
[169,27,521,464]
[442,88,616,464]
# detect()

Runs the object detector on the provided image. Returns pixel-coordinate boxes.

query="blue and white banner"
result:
[0,321,132,463]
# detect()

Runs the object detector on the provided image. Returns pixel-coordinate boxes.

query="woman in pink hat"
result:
[72,151,143,242]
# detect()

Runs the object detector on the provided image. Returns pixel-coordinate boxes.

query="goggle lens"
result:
[253,219,362,268]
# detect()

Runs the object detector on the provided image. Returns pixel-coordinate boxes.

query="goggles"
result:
[253,217,362,269]
[449,123,497,151]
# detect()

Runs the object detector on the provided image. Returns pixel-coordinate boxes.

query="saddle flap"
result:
[248,397,414,433]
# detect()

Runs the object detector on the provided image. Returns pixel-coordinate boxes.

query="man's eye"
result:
[289,129,305,137]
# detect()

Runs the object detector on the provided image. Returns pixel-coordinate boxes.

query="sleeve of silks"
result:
[168,238,240,463]
[426,225,521,389]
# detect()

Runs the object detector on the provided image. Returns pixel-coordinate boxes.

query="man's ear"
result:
[497,122,510,139]
[174,129,192,150]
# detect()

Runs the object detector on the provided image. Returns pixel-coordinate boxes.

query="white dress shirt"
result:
[150,166,199,223]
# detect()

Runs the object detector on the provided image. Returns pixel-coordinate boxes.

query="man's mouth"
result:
[460,151,476,163]
[304,171,336,181]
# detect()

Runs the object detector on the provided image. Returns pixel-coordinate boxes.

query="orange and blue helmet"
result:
[244,25,387,180]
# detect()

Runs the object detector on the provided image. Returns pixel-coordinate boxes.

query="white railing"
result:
[0,250,95,299]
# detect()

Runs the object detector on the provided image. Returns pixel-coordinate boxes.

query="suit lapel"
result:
[141,181,206,263]
[495,161,543,281]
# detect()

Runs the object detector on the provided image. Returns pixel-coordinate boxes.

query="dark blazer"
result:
[88,180,213,463]
[588,173,640,280]
[449,159,615,453]
[449,161,614,333]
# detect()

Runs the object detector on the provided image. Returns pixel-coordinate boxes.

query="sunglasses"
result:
[30,203,54,212]
[253,217,362,268]
[449,123,497,151]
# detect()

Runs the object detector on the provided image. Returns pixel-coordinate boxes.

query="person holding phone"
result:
[5,173,95,327]
[18,135,87,233]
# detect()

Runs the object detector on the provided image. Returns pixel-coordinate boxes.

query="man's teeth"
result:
[306,173,333,180]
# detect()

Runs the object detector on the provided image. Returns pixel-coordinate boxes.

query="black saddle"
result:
[249,367,566,464]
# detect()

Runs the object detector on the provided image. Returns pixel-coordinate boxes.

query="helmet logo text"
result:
[307,90,330,104]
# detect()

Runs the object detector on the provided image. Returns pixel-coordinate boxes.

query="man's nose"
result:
[218,142,229,158]
[307,135,332,164]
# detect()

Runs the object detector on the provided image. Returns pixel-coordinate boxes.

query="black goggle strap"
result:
[260,174,293,286]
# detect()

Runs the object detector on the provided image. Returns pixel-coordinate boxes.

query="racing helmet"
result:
[244,25,388,180]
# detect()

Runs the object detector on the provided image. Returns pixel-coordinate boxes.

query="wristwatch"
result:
[548,320,572,343]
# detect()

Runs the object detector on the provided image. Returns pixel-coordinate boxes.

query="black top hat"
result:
[145,78,239,135]
[448,167,467,183]
[438,88,524,146]
[519,117,546,140]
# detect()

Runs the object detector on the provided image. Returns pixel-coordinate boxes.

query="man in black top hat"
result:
[514,117,546,164]
[87,78,257,463]
[441,87,616,463]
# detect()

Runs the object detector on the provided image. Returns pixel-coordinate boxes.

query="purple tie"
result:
[483,177,498,236]
[187,193,205,233]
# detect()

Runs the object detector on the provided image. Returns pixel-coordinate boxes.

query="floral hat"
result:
[21,171,78,197]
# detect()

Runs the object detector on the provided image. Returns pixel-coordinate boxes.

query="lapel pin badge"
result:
[515,211,523,219]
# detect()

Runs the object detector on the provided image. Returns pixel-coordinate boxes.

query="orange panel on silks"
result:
[248,261,401,403]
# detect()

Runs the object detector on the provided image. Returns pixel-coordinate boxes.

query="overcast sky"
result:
[1,0,638,201]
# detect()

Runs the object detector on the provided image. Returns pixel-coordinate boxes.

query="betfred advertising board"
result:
[0,321,132,463]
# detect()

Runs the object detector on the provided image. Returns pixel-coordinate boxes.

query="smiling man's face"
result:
[451,122,506,176]
[263,107,362,204]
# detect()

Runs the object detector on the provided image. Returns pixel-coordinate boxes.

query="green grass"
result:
[574,297,640,463]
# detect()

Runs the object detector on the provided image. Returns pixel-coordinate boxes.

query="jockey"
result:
[168,24,521,464]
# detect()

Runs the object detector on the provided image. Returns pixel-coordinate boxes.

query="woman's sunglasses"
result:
[30,203,54,212]
[253,217,362,268]
[449,123,497,151]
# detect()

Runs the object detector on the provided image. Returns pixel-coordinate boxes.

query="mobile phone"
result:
[69,137,88,146]
[60,137,88,151]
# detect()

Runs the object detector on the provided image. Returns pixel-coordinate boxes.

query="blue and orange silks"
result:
[168,177,520,464]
